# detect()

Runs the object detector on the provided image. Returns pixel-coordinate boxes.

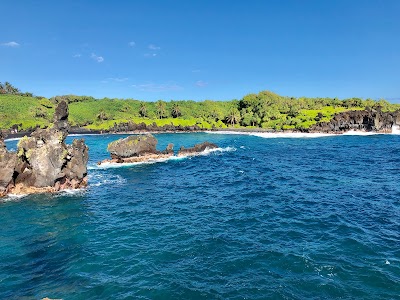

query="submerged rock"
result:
[99,134,174,164]
[0,101,89,197]
[178,141,218,157]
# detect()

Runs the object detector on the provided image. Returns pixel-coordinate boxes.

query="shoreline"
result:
[3,125,400,141]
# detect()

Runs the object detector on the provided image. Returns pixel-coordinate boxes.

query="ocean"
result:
[1,132,400,299]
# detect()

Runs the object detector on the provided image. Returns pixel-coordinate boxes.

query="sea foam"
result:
[206,131,333,138]
[91,147,235,169]
[391,125,400,135]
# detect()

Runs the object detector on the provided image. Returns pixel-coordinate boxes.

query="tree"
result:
[171,103,181,118]
[139,102,148,117]
[0,81,20,94]
[226,107,241,126]
[156,100,167,119]
[97,110,109,120]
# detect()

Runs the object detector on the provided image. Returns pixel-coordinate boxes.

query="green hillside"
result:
[1,90,399,132]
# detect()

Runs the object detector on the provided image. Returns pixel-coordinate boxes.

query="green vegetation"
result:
[1,83,399,132]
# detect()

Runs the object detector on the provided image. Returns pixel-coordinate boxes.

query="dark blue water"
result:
[1,133,400,299]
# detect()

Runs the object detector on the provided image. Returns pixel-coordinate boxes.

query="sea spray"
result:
[391,124,400,134]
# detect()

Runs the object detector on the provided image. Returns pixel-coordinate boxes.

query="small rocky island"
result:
[98,134,218,165]
[99,134,174,164]
[0,101,89,197]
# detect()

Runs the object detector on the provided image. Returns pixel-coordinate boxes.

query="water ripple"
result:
[1,133,400,299]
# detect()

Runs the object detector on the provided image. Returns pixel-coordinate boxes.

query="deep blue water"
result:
[1,133,400,299]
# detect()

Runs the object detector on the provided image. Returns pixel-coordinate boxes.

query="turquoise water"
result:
[1,133,400,299]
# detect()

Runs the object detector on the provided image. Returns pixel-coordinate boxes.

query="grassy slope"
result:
[0,94,394,131]
[0,95,54,129]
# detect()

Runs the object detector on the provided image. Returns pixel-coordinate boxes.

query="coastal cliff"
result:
[0,101,89,197]
[310,109,400,133]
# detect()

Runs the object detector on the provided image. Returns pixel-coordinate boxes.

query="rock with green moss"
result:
[107,134,158,159]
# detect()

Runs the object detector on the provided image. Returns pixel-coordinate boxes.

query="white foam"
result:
[3,193,28,201]
[94,147,235,168]
[4,137,22,142]
[385,259,390,265]
[57,188,86,196]
[177,146,236,159]
[207,130,396,138]
[94,156,182,169]
[391,125,400,135]
[202,146,236,154]
[342,130,378,136]
[88,173,127,186]
[69,133,105,137]
[207,131,333,138]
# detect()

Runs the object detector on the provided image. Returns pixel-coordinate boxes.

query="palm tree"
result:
[226,108,241,126]
[4,82,19,94]
[0,82,5,94]
[171,103,181,118]
[156,100,166,119]
[139,102,147,117]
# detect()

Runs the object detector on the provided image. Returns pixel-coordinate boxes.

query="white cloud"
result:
[91,53,104,63]
[73,54,82,58]
[195,80,208,87]
[108,77,129,82]
[128,41,136,47]
[148,44,160,50]
[144,53,157,57]
[132,82,183,92]
[1,41,20,47]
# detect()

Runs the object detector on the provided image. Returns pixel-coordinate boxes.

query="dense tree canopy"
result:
[0,82,399,131]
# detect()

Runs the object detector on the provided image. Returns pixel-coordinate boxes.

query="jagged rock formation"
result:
[310,110,400,133]
[178,142,218,157]
[99,134,174,164]
[0,134,17,196]
[0,101,89,197]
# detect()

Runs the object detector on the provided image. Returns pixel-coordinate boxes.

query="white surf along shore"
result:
[93,146,236,169]
[207,124,400,138]
[5,124,400,143]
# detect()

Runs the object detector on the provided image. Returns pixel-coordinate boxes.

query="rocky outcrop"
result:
[0,135,17,196]
[99,134,174,164]
[310,109,400,133]
[0,101,89,197]
[178,142,218,157]
[107,134,158,159]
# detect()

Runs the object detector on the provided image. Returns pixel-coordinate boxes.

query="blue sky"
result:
[1,0,399,101]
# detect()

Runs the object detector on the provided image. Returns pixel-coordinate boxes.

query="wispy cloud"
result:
[73,53,82,58]
[91,53,104,63]
[191,69,201,73]
[1,41,20,47]
[128,41,136,47]
[144,53,157,58]
[132,82,183,92]
[108,77,129,82]
[195,80,208,87]
[148,44,161,50]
